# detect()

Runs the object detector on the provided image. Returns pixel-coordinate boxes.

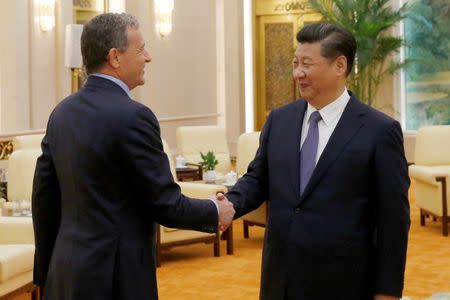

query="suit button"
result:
[294,207,301,214]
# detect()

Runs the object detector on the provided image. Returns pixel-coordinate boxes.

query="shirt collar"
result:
[304,88,350,127]
[91,73,132,99]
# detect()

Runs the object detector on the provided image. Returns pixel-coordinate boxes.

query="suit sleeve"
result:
[373,120,410,297]
[226,111,272,218]
[122,106,218,233]
[32,130,61,286]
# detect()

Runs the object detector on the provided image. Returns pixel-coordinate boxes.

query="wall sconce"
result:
[154,0,174,38]
[64,24,83,93]
[39,0,56,32]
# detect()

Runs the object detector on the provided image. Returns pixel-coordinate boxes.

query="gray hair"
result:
[81,13,139,74]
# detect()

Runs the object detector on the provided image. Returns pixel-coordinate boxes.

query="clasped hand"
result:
[215,192,235,231]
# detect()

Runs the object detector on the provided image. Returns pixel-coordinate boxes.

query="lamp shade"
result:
[64,24,83,69]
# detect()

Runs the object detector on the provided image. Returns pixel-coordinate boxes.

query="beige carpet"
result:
[14,184,450,300]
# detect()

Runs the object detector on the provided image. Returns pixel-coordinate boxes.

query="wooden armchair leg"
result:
[243,220,250,238]
[436,176,448,237]
[226,223,234,255]
[156,250,161,267]
[214,232,220,257]
[31,288,37,300]
[443,217,448,237]
[156,224,162,267]
[31,285,43,300]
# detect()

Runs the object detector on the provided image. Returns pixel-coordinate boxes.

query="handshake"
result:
[215,193,235,231]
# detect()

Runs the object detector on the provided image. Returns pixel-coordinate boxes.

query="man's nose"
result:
[145,52,151,63]
[293,68,306,79]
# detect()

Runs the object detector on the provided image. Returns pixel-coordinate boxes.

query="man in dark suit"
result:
[218,23,410,300]
[32,13,235,300]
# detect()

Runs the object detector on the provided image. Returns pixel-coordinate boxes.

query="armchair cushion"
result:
[159,229,215,243]
[7,149,41,202]
[0,270,33,297]
[0,245,34,283]
[0,217,34,244]
[0,217,36,297]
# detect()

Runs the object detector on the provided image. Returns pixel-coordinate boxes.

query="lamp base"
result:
[71,68,81,93]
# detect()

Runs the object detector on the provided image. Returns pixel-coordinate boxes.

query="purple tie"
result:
[300,111,322,195]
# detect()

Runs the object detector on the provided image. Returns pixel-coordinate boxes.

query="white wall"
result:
[0,0,73,132]
[0,0,31,132]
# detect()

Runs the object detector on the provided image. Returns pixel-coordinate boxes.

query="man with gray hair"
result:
[32,13,235,300]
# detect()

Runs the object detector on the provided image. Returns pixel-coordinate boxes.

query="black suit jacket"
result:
[32,76,218,300]
[227,94,410,300]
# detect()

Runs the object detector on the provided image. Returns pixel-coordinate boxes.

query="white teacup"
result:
[175,156,186,168]
[225,171,237,185]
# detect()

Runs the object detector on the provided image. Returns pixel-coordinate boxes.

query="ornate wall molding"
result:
[0,141,13,160]
[158,113,220,123]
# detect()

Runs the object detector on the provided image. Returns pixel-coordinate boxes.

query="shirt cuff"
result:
[208,198,219,215]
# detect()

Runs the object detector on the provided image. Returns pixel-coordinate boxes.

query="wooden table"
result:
[176,166,202,181]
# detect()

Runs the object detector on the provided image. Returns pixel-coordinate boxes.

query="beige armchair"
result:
[0,134,42,299]
[176,126,232,176]
[409,125,450,236]
[236,132,268,238]
[156,139,228,266]
[7,134,44,203]
[0,216,39,300]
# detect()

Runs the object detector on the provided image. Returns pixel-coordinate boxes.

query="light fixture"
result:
[154,0,174,38]
[64,24,83,93]
[107,0,126,13]
[39,0,56,32]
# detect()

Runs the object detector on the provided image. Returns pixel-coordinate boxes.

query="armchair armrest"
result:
[409,165,450,186]
[0,217,34,244]
[178,181,226,198]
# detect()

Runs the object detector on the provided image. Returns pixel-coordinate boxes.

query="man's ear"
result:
[106,48,120,69]
[335,55,347,77]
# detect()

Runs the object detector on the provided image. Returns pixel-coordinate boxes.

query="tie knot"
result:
[309,111,322,124]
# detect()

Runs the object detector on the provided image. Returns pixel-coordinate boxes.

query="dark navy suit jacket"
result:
[32,76,218,300]
[227,94,410,300]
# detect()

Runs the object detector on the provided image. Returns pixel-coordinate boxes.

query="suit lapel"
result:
[286,100,307,203]
[298,96,366,204]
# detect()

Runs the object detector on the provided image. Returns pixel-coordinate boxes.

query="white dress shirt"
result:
[300,88,350,164]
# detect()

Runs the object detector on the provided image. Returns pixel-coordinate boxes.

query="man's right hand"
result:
[216,193,235,231]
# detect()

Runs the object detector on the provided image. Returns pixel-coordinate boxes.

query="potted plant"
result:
[308,0,410,108]
[199,151,219,183]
